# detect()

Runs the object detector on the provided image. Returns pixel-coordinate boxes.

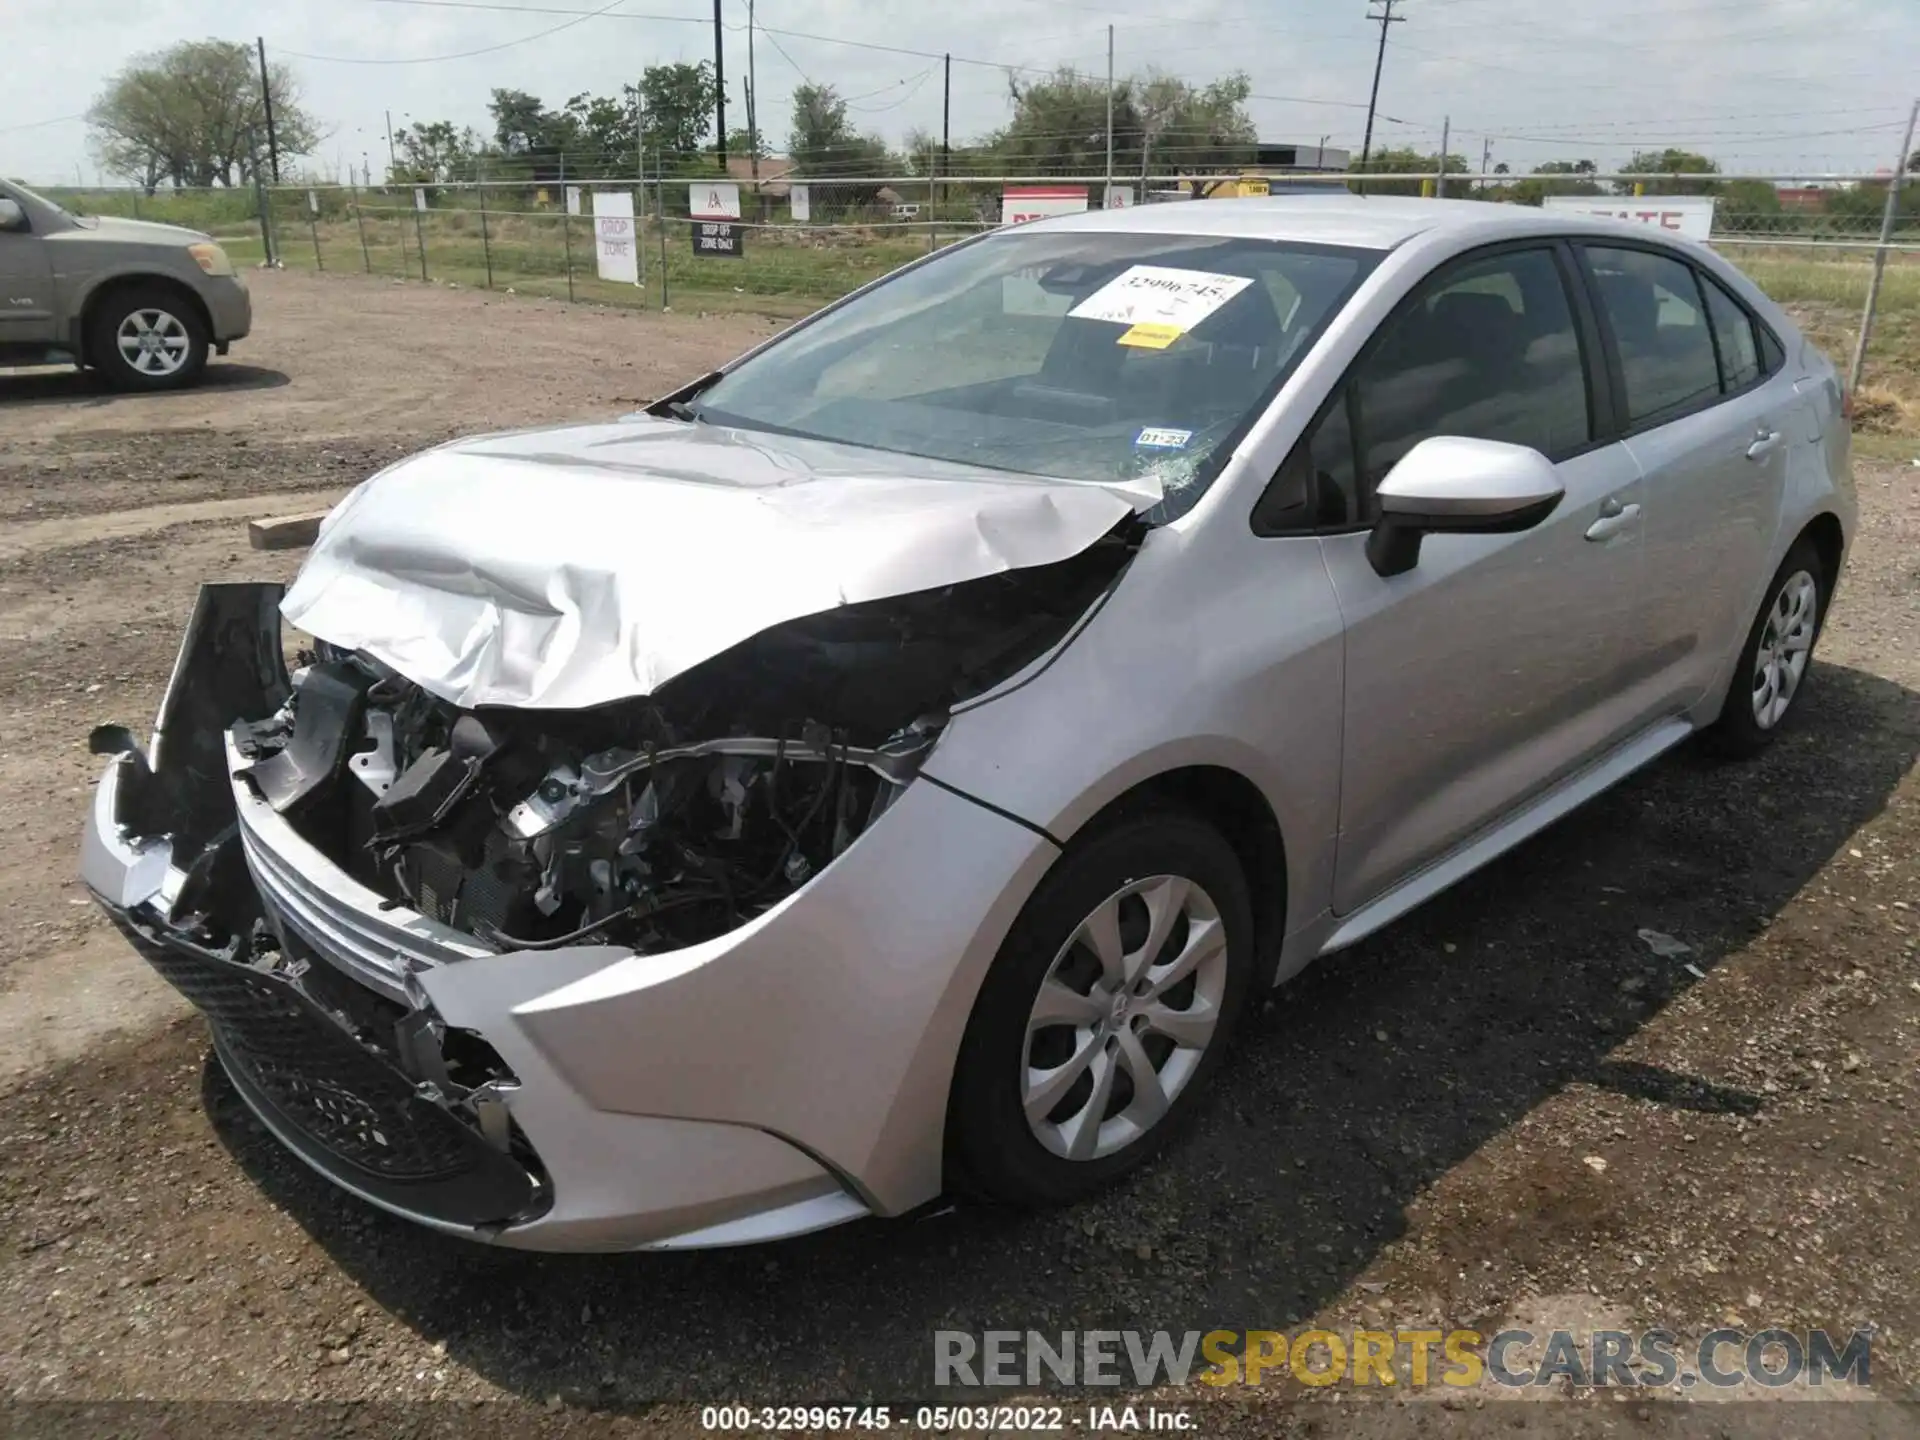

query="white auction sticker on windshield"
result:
[1069,265,1254,332]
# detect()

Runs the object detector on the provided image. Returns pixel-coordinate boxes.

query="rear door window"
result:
[1584,245,1723,427]
[1699,272,1763,393]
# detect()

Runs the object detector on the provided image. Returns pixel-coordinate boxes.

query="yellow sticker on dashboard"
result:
[1117,322,1183,349]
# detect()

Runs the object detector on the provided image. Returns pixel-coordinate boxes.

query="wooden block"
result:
[247,511,331,551]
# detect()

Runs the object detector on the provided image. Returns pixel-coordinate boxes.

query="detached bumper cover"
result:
[80,583,1054,1250]
[79,584,880,1251]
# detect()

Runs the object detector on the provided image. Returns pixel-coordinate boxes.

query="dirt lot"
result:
[0,269,1916,1432]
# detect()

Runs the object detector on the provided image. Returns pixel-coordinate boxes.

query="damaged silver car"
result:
[83,198,1853,1250]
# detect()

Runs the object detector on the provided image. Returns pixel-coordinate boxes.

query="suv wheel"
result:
[947,813,1254,1206]
[88,285,209,392]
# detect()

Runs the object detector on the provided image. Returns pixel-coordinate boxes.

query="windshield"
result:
[693,227,1376,520]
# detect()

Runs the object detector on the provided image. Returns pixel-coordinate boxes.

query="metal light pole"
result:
[1104,25,1114,201]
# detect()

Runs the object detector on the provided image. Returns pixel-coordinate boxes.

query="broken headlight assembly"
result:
[229,537,1132,956]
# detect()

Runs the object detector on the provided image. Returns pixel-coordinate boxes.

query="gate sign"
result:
[592,190,639,285]
[1542,195,1717,242]
[693,221,744,258]
[789,184,811,223]
[1002,185,1089,226]
[1103,185,1135,210]
[690,181,742,220]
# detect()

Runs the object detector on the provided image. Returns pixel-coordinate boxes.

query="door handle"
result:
[1584,500,1641,542]
[1746,429,1783,461]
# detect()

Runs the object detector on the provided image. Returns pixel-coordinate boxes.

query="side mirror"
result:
[1365,435,1564,578]
[0,198,26,233]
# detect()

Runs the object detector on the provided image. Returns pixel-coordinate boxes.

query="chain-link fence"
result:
[37,172,1920,427]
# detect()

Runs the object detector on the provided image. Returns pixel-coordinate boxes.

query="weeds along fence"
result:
[39,172,1920,424]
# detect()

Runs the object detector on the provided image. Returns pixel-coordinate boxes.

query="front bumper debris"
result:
[83,583,870,1249]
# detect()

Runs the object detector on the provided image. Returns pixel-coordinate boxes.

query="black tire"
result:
[947,811,1256,1207]
[1703,537,1829,759]
[86,283,209,392]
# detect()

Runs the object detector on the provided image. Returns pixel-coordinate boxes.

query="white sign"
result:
[413,186,428,213]
[789,184,811,223]
[1001,185,1089,226]
[566,185,582,216]
[592,190,639,286]
[690,181,742,220]
[307,189,319,217]
[1068,265,1254,331]
[1542,195,1717,242]
[1103,185,1135,210]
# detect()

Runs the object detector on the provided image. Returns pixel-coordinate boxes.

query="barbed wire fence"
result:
[37,167,1920,423]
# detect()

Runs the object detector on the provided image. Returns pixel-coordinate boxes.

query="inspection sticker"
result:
[1117,322,1184,349]
[1135,427,1193,449]
[1069,264,1254,333]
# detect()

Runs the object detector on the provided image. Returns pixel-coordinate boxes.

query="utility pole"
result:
[712,0,727,169]
[1851,96,1920,393]
[1360,0,1404,171]
[384,110,397,182]
[1436,114,1449,198]
[942,53,952,178]
[256,38,281,184]
[1481,137,1492,175]
[1104,25,1114,200]
[746,0,759,181]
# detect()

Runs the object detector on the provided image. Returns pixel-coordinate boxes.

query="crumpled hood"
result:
[281,415,1153,710]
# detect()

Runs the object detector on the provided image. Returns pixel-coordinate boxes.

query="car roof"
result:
[1017,194,1687,254]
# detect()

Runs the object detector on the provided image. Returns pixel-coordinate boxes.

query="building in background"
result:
[1186,140,1354,199]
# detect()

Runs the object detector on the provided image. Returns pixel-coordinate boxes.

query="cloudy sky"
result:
[4,0,1915,184]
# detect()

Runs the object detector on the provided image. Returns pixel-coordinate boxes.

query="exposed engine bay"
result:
[229,532,1134,955]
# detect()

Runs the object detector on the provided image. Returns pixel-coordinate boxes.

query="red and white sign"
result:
[1103,185,1135,210]
[1001,185,1089,226]
[1542,195,1717,242]
[690,181,742,221]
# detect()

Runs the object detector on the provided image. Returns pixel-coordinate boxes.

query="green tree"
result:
[392,120,486,186]
[1348,146,1467,196]
[996,67,1139,177]
[1618,148,1721,196]
[1137,71,1255,179]
[87,39,319,190]
[788,83,892,206]
[639,62,721,164]
[1503,158,1604,205]
[564,90,640,174]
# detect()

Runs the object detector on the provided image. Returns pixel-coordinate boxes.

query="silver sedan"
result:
[80,196,1853,1249]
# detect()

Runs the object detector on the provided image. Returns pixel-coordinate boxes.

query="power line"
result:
[0,112,87,134]
[289,0,633,63]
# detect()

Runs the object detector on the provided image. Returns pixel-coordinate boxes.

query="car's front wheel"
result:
[87,284,209,392]
[947,812,1255,1206]
[1705,537,1829,758]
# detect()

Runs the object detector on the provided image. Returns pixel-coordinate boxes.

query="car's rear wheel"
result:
[87,285,209,392]
[947,812,1255,1206]
[1705,537,1828,758]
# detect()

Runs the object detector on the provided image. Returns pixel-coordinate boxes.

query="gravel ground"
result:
[0,270,1916,1435]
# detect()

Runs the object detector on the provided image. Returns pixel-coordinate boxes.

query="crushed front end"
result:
[80,541,1127,1248]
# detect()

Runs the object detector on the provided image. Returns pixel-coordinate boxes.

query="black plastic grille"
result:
[142,943,478,1181]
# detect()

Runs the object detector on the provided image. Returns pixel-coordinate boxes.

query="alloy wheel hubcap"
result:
[1751,570,1818,730]
[1021,874,1228,1162]
[116,309,190,375]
